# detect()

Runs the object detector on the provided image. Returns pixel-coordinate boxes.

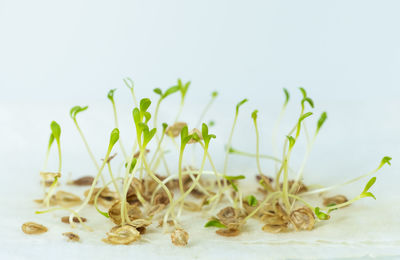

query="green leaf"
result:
[299,87,307,98]
[317,112,327,132]
[143,111,151,123]
[283,88,290,105]
[360,192,376,200]
[286,135,296,149]
[362,177,376,193]
[153,88,162,96]
[211,91,218,98]
[123,77,134,90]
[380,156,392,167]
[47,134,54,149]
[223,175,245,180]
[163,85,180,99]
[202,123,209,140]
[302,97,314,108]
[246,195,258,206]
[144,128,157,146]
[107,89,116,101]
[132,108,140,125]
[180,125,189,145]
[70,105,88,119]
[230,180,238,192]
[251,110,258,121]
[178,79,191,99]
[209,120,215,127]
[50,121,61,141]
[140,98,151,112]
[204,219,227,228]
[109,128,120,148]
[314,207,330,220]
[162,123,168,132]
[298,112,313,125]
[236,99,248,114]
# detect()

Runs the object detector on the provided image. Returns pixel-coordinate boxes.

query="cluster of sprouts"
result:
[23,78,392,246]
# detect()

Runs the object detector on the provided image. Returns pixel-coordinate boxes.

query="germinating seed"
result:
[28,80,391,247]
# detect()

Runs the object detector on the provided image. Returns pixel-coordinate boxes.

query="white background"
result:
[1,1,399,259]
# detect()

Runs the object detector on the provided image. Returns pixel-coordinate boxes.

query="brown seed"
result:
[62,232,80,242]
[103,225,140,245]
[323,195,348,207]
[71,176,94,186]
[61,216,87,224]
[55,190,82,207]
[22,222,48,235]
[166,122,187,138]
[290,207,315,231]
[216,229,240,237]
[171,228,189,246]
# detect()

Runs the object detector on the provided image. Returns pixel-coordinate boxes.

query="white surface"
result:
[1,0,400,259]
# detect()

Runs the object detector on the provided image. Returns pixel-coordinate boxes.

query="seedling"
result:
[29,79,391,247]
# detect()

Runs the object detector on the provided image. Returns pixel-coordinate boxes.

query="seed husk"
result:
[63,232,80,242]
[323,195,348,207]
[290,207,315,231]
[34,195,57,206]
[129,219,152,228]
[22,222,48,234]
[166,122,187,138]
[262,224,288,233]
[108,201,142,225]
[84,187,117,207]
[103,225,140,245]
[171,228,189,246]
[216,228,240,237]
[61,216,87,224]
[55,190,82,207]
[187,128,203,144]
[71,176,94,186]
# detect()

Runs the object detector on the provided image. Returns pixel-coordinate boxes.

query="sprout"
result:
[123,77,138,106]
[107,89,128,160]
[223,98,248,174]
[314,207,330,220]
[246,195,258,207]
[316,112,327,133]
[360,177,377,200]
[30,79,391,245]
[204,219,227,228]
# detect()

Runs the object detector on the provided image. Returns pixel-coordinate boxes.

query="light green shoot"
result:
[70,105,106,186]
[123,77,138,107]
[223,98,248,174]
[251,109,263,176]
[42,133,54,171]
[196,91,218,128]
[175,79,191,122]
[303,156,391,195]
[70,128,120,223]
[50,121,62,173]
[107,89,128,161]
